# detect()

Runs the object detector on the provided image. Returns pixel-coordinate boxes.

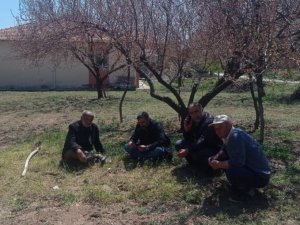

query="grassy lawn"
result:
[0,82,299,225]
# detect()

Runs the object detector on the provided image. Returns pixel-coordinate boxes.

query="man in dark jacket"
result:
[124,111,172,161]
[176,102,222,170]
[62,110,106,165]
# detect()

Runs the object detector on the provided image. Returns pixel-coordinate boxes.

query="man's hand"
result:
[177,148,189,158]
[209,159,229,170]
[128,141,136,148]
[208,159,220,170]
[137,145,148,152]
[76,149,88,163]
[208,154,218,163]
[183,117,192,132]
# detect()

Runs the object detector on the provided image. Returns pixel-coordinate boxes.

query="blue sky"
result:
[0,1,20,29]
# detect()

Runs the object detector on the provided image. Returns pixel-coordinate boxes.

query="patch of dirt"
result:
[0,201,190,225]
[0,111,68,151]
[0,184,277,225]
[291,141,300,156]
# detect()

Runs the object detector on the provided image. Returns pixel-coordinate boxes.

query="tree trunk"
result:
[96,78,105,99]
[96,85,105,99]
[119,65,131,123]
[256,73,265,143]
[119,89,128,123]
[249,78,259,132]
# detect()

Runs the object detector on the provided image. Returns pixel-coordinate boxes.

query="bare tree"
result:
[16,0,300,137]
[198,0,300,142]
[16,0,127,99]
[85,0,213,123]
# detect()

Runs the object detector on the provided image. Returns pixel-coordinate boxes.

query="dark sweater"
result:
[183,112,222,152]
[63,120,104,154]
[130,119,170,150]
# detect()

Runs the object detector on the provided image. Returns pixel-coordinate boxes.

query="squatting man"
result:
[62,110,106,165]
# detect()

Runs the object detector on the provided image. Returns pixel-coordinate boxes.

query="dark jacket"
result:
[130,119,170,150]
[63,120,104,154]
[183,112,222,152]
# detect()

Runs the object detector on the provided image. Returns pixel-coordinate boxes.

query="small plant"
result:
[85,188,111,202]
[61,192,78,204]
[264,142,292,161]
[12,198,27,212]
[136,207,151,216]
[99,121,120,133]
[184,189,203,204]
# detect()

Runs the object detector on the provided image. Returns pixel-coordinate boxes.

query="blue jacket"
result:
[226,128,271,174]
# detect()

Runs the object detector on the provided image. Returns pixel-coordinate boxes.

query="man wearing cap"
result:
[124,111,172,161]
[62,110,106,166]
[208,115,271,200]
[175,102,223,172]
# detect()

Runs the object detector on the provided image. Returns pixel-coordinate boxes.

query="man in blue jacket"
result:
[124,111,172,161]
[208,115,271,201]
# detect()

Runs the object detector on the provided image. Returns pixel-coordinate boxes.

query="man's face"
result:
[81,114,94,127]
[137,117,150,129]
[212,122,231,138]
[188,106,203,122]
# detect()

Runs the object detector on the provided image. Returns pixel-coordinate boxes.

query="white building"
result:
[0,27,137,90]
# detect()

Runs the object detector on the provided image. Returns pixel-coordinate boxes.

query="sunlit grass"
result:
[0,83,299,224]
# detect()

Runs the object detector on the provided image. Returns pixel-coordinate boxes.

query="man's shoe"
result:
[228,193,248,203]
[228,188,256,203]
[164,152,173,161]
[94,153,107,163]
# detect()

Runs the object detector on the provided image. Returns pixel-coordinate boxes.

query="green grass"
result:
[0,82,299,224]
[264,69,300,81]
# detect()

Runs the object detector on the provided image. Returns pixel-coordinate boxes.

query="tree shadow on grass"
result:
[199,182,271,218]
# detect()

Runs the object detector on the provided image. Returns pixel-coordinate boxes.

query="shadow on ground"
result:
[122,155,173,171]
[170,163,271,222]
[59,158,105,173]
[171,163,223,185]
[199,183,271,217]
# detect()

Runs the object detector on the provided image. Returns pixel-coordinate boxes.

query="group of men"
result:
[62,104,271,202]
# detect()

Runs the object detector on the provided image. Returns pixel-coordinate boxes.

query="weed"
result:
[264,142,292,161]
[85,188,111,202]
[184,189,204,204]
[61,192,78,204]
[12,198,27,212]
[136,206,151,215]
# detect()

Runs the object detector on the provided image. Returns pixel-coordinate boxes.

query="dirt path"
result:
[0,201,193,225]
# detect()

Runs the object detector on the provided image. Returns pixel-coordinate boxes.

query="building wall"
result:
[0,40,138,90]
[107,51,137,89]
[0,40,88,90]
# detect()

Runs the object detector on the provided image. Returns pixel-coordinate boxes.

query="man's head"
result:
[81,110,95,127]
[209,115,233,138]
[187,102,203,122]
[136,111,150,128]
